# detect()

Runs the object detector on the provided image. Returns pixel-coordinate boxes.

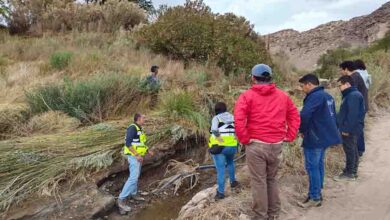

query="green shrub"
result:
[136,0,270,75]
[50,51,73,70]
[25,74,146,123]
[158,90,209,131]
[316,48,356,79]
[368,32,390,53]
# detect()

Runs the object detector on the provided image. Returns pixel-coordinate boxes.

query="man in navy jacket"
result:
[335,75,365,181]
[298,74,341,208]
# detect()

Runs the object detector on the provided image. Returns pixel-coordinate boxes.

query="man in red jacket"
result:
[234,64,300,220]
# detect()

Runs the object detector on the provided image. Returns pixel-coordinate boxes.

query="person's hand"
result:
[217,137,224,143]
[148,150,154,157]
[136,155,144,163]
[341,132,349,137]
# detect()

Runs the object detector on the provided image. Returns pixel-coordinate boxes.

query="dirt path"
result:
[300,114,390,220]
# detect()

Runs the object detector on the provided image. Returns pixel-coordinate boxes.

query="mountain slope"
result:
[266,2,390,70]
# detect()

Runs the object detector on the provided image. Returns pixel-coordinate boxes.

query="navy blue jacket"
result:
[337,87,365,135]
[300,86,342,148]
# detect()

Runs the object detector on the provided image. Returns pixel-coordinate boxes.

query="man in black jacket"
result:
[340,61,368,157]
[334,75,365,181]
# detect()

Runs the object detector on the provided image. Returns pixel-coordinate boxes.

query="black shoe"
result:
[214,191,225,200]
[231,181,240,188]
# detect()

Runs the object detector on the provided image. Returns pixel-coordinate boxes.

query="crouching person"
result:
[117,113,154,213]
[209,102,239,200]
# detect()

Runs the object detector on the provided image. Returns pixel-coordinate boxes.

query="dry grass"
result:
[22,111,80,135]
[0,104,29,139]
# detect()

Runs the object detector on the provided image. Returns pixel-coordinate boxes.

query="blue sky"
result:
[152,0,389,34]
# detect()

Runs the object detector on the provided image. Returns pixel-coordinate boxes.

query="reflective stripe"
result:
[209,115,238,148]
[220,133,235,137]
[124,124,148,156]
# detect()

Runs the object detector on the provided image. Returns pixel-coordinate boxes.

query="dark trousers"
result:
[357,131,365,154]
[342,135,359,175]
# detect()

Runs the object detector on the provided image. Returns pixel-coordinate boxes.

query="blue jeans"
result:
[212,147,237,194]
[119,155,141,199]
[303,147,325,201]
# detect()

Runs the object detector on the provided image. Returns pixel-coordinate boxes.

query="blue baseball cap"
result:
[251,64,272,77]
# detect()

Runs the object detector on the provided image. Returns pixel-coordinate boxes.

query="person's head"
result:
[134,113,145,125]
[251,64,272,84]
[214,102,227,115]
[151,65,159,75]
[354,59,366,70]
[337,75,355,92]
[298,73,320,94]
[339,61,356,76]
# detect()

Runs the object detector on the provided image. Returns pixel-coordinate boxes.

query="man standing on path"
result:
[234,64,300,220]
[117,113,154,213]
[297,74,341,208]
[334,76,365,181]
[340,61,368,157]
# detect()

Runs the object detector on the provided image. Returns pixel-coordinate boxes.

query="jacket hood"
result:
[250,83,276,95]
[342,86,358,98]
[216,112,234,124]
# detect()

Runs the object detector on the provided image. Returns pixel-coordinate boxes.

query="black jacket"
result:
[351,72,369,112]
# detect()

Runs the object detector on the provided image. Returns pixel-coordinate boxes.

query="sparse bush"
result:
[50,51,73,70]
[136,0,270,75]
[5,0,147,35]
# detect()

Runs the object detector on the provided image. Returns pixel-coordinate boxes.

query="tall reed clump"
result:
[150,90,209,145]
[25,73,150,123]
[0,122,124,212]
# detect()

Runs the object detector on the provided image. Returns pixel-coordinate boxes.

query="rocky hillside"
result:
[266,1,390,71]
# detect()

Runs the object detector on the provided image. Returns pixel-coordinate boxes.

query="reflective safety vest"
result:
[208,117,238,148]
[123,124,148,156]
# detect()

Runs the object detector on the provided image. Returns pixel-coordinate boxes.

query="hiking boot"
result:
[214,191,225,201]
[333,173,356,182]
[231,180,240,188]
[117,199,131,212]
[298,199,322,208]
[130,195,145,202]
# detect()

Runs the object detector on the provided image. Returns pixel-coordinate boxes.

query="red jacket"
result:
[234,83,300,144]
